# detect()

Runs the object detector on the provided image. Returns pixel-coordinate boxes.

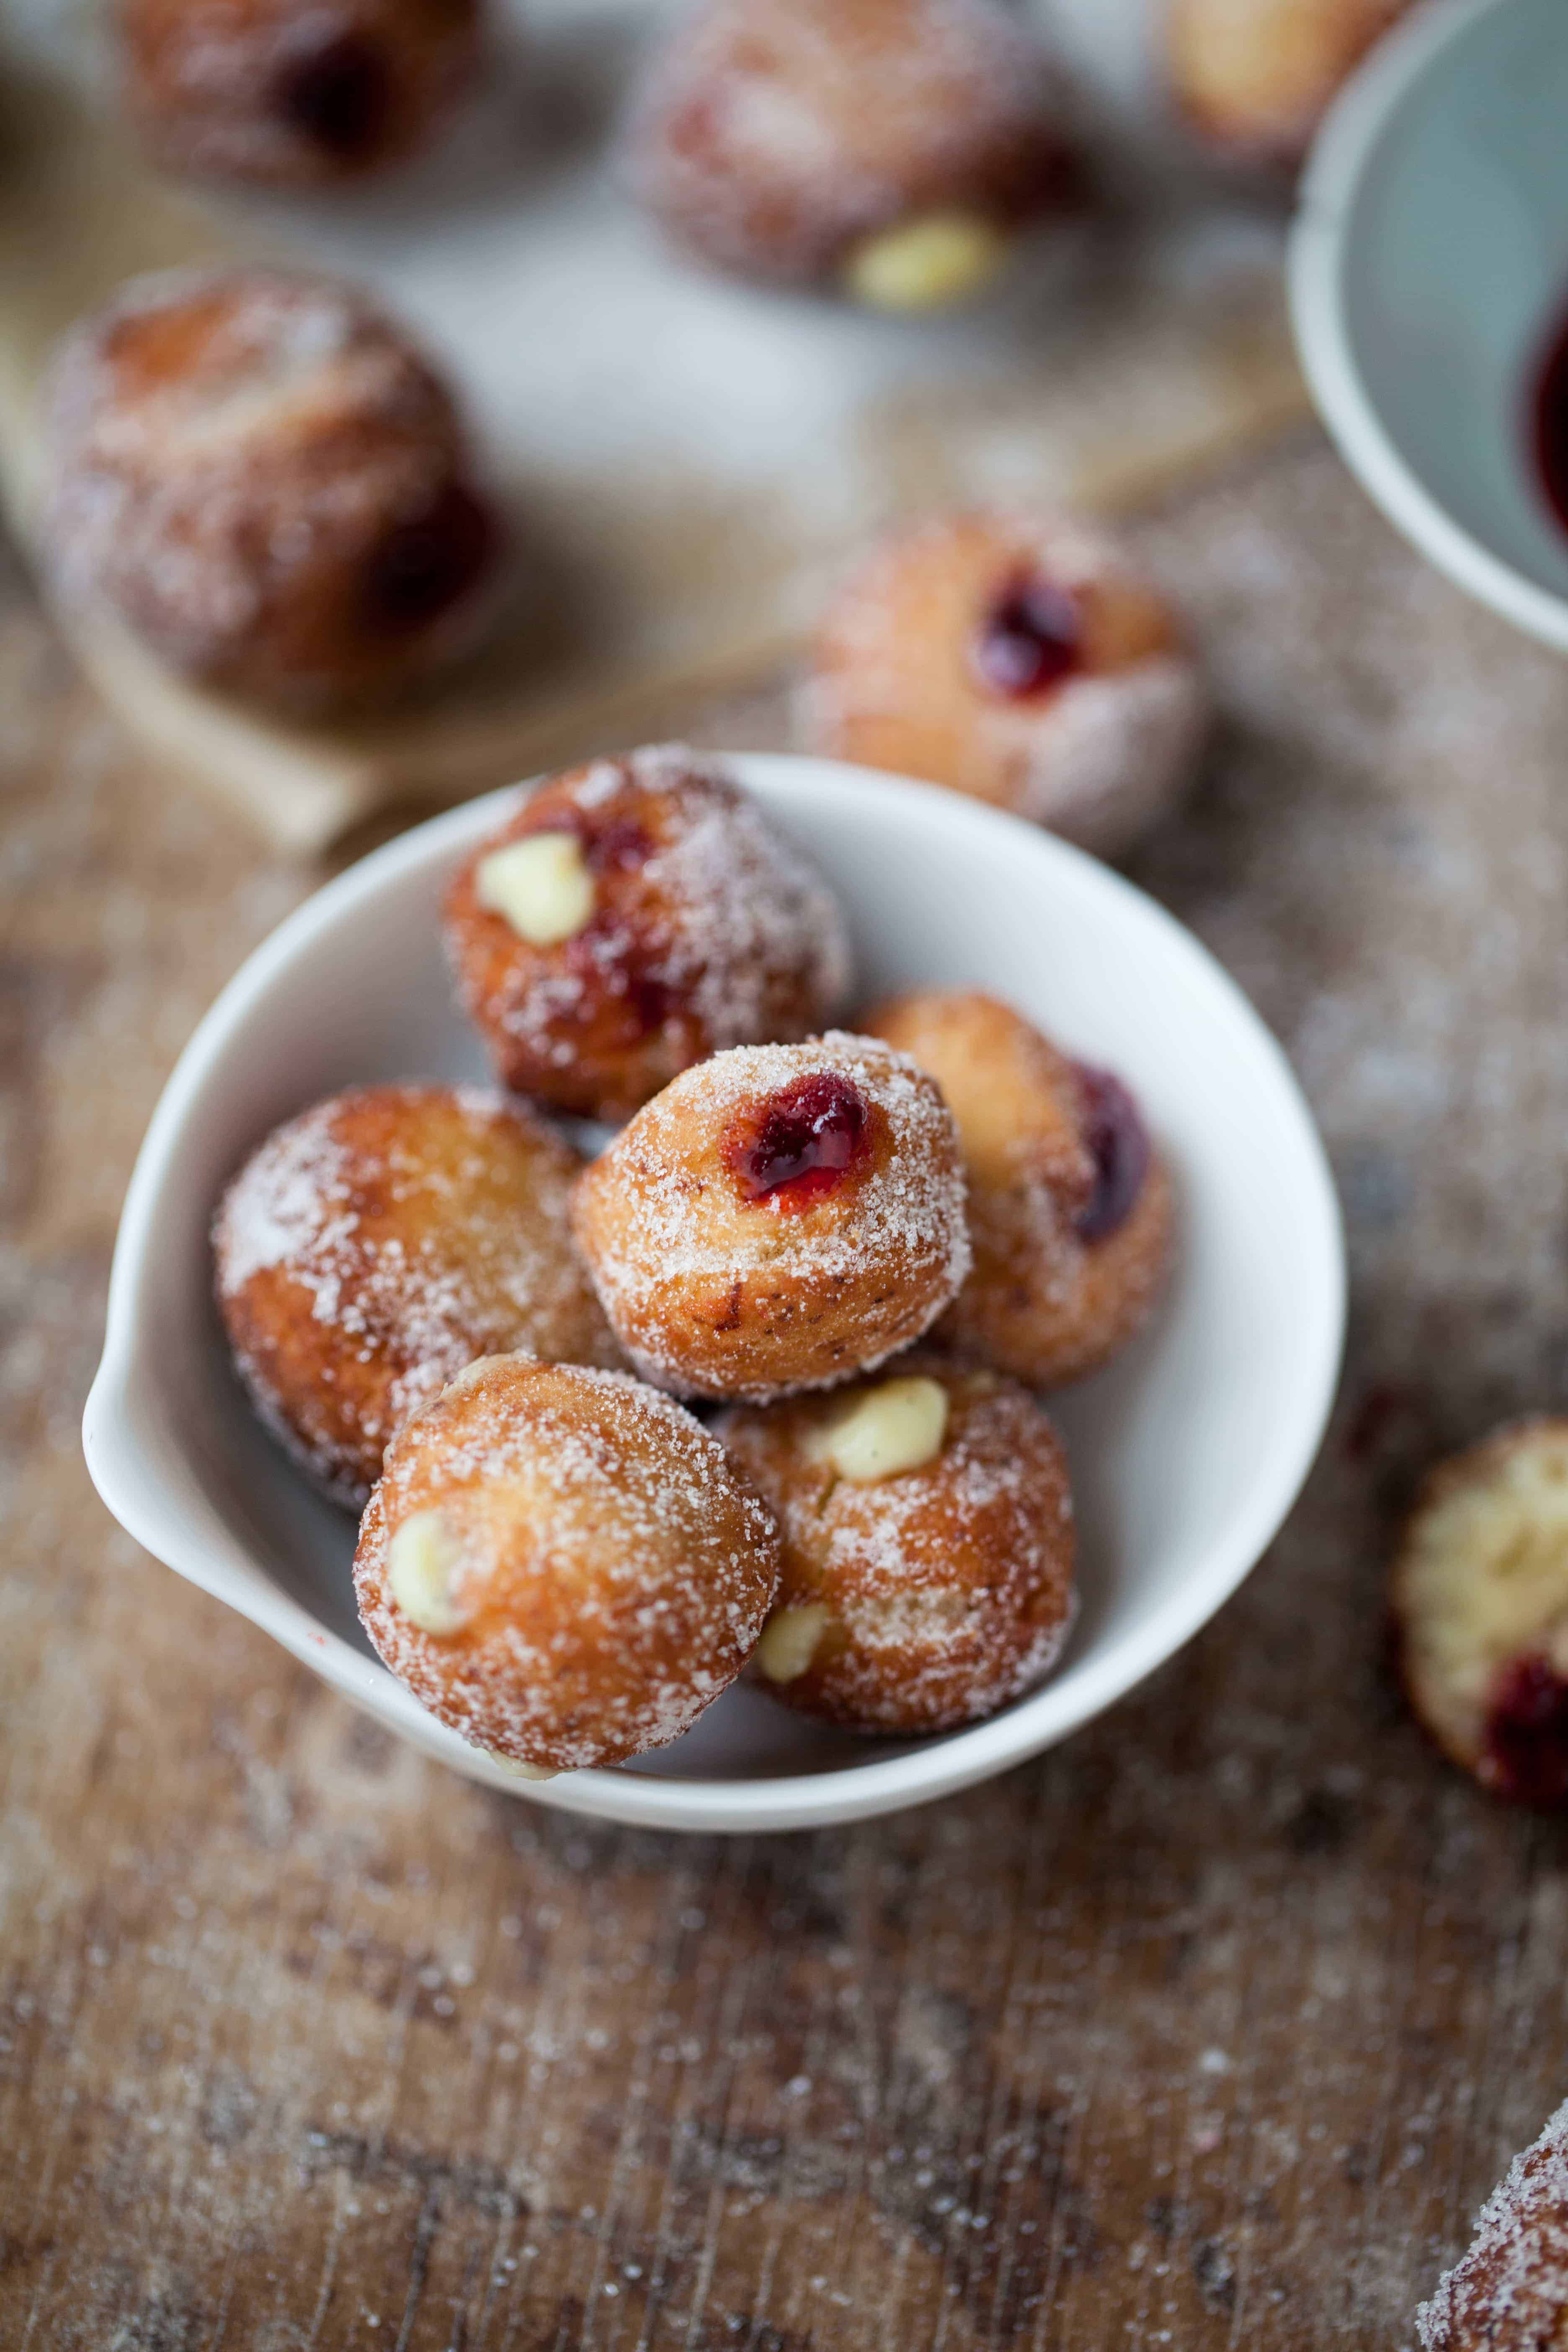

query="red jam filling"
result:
[362,484,496,636]
[584,819,655,873]
[1482,1653,1568,1808]
[275,32,392,160]
[624,971,672,1034]
[724,1072,871,1211]
[1531,303,1568,537]
[970,573,1084,700]
[1073,1064,1150,1245]
[516,806,661,1032]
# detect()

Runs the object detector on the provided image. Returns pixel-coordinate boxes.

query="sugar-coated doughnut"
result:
[214,1083,619,1507]
[627,0,1072,306]
[862,990,1173,1387]
[719,1352,1075,1733]
[569,1032,970,1402]
[353,1355,781,1771]
[807,510,1206,857]
[444,745,851,1121]
[1418,2096,1568,2349]
[120,0,480,186]
[1166,0,1413,165]
[1392,1419,1568,1807]
[43,267,501,709]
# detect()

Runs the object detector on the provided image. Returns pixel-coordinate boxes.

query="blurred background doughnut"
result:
[119,0,482,186]
[42,266,503,709]
[807,510,1206,856]
[626,0,1075,307]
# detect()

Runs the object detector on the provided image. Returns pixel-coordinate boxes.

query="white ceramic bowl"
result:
[82,756,1344,1834]
[1289,0,1568,648]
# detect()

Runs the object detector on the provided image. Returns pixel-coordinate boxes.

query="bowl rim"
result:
[83,755,1346,1834]
[1287,0,1568,652]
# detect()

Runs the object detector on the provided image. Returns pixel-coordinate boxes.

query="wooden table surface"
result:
[5,434,1568,2351]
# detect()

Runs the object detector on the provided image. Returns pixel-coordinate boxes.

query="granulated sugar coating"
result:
[570,1032,971,1402]
[214,1083,620,1507]
[627,0,1070,289]
[807,511,1209,859]
[864,990,1174,1387]
[121,0,480,188]
[354,1356,781,1771]
[444,746,852,1120]
[42,266,500,709]
[1418,2096,1568,2348]
[720,1354,1076,1733]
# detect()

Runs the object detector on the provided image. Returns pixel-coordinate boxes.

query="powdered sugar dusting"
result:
[355,1358,781,1770]
[588,1032,968,1289]
[1418,2097,1568,2348]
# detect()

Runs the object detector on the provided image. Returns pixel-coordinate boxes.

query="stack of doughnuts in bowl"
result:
[211,744,1177,1779]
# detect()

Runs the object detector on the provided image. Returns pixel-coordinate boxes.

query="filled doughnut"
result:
[213,1083,619,1506]
[862,990,1173,1386]
[807,510,1206,857]
[444,745,851,1121]
[43,266,501,709]
[627,0,1072,307]
[1392,1419,1568,1807]
[1418,2096,1568,2349]
[569,1032,970,1401]
[120,0,480,185]
[354,1355,781,1772]
[719,1352,1075,1733]
[1166,0,1413,165]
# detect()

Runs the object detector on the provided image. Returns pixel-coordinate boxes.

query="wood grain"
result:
[5,438,1568,2349]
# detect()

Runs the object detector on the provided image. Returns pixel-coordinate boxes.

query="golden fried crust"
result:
[443,746,850,1121]
[569,1034,970,1402]
[1418,2097,1568,2350]
[861,988,1092,1200]
[718,1353,1075,1733]
[1391,1418,1568,1794]
[43,268,500,710]
[863,990,1174,1387]
[1166,0,1412,162]
[213,1083,621,1507]
[807,511,1205,856]
[950,1156,1175,1389]
[627,0,1070,287]
[353,1358,781,1771]
[121,0,480,186]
